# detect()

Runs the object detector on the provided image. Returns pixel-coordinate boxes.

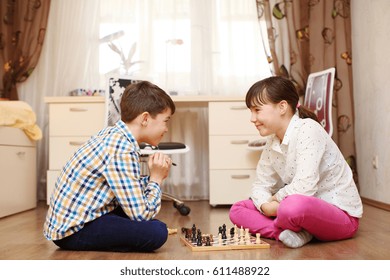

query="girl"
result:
[229,76,363,248]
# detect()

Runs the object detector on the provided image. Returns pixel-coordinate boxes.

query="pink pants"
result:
[229,194,359,241]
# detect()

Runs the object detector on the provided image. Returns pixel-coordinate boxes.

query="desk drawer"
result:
[49,103,105,136]
[0,145,36,217]
[209,135,261,169]
[209,169,255,205]
[49,136,90,169]
[209,102,256,135]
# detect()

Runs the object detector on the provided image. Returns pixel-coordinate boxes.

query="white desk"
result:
[44,95,263,205]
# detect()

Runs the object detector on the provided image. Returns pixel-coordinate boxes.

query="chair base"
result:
[162,193,191,216]
[139,145,191,216]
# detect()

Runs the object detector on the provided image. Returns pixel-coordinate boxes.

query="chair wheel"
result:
[173,201,191,216]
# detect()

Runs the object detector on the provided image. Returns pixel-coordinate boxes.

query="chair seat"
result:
[247,139,267,151]
[140,142,190,155]
[157,142,187,149]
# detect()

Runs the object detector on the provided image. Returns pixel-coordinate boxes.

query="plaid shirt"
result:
[44,120,162,240]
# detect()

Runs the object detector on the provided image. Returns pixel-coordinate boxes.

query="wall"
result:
[351,0,390,204]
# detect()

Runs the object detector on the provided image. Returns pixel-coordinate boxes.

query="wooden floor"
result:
[1,200,390,260]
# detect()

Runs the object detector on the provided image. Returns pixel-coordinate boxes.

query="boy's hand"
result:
[148,152,172,185]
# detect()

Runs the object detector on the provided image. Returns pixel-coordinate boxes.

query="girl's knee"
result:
[278,194,312,217]
[229,200,250,218]
[229,199,258,225]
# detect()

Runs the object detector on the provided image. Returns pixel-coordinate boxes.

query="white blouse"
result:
[251,114,363,218]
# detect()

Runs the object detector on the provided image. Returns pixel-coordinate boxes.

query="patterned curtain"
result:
[256,0,358,184]
[0,0,51,100]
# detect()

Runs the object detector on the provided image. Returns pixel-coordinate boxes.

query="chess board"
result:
[180,224,270,252]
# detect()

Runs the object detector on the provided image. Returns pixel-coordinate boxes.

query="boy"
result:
[44,81,175,252]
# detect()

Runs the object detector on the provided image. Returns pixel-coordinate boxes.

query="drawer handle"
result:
[231,175,250,179]
[230,105,247,110]
[69,108,88,112]
[16,151,26,157]
[69,141,84,146]
[231,140,249,145]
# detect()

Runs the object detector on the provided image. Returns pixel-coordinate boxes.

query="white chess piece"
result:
[245,228,250,239]
[256,233,261,244]
[234,231,239,244]
[245,228,251,245]
[240,226,244,237]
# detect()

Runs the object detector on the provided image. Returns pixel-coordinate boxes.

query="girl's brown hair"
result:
[245,76,319,122]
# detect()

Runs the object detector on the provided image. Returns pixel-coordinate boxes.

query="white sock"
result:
[279,229,313,248]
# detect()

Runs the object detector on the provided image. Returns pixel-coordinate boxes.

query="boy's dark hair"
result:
[120,81,176,122]
[246,76,319,123]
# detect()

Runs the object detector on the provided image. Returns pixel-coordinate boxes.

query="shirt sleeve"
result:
[104,150,162,221]
[275,122,326,202]
[251,143,284,210]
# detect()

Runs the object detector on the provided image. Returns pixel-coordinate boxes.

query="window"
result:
[98,0,271,95]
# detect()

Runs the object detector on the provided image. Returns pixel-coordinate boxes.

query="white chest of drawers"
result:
[44,95,263,206]
[208,101,264,205]
[45,96,105,203]
[0,127,37,217]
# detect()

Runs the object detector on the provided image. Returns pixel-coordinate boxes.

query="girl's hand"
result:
[260,201,279,217]
[148,152,172,185]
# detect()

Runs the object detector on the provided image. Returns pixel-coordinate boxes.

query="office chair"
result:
[105,76,191,216]
[304,67,336,136]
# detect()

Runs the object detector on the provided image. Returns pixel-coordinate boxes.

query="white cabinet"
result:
[0,127,37,218]
[45,97,105,203]
[44,96,262,206]
[208,102,264,205]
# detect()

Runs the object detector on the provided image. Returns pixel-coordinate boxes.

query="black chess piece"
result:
[230,227,235,238]
[197,235,203,246]
[192,224,196,234]
[191,224,197,240]
[205,236,211,246]
[221,225,227,239]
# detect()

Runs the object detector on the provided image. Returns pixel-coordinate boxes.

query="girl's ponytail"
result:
[296,103,320,123]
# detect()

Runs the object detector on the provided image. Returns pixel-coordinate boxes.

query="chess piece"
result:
[256,233,261,244]
[222,228,227,239]
[197,229,202,242]
[192,224,196,235]
[234,232,239,244]
[240,226,244,238]
[197,236,202,246]
[245,228,250,240]
[218,233,222,245]
[230,227,235,238]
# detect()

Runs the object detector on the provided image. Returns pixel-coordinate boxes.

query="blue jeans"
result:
[53,206,168,252]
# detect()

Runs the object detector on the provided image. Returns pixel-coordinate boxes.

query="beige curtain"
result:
[256,0,358,184]
[0,0,51,100]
